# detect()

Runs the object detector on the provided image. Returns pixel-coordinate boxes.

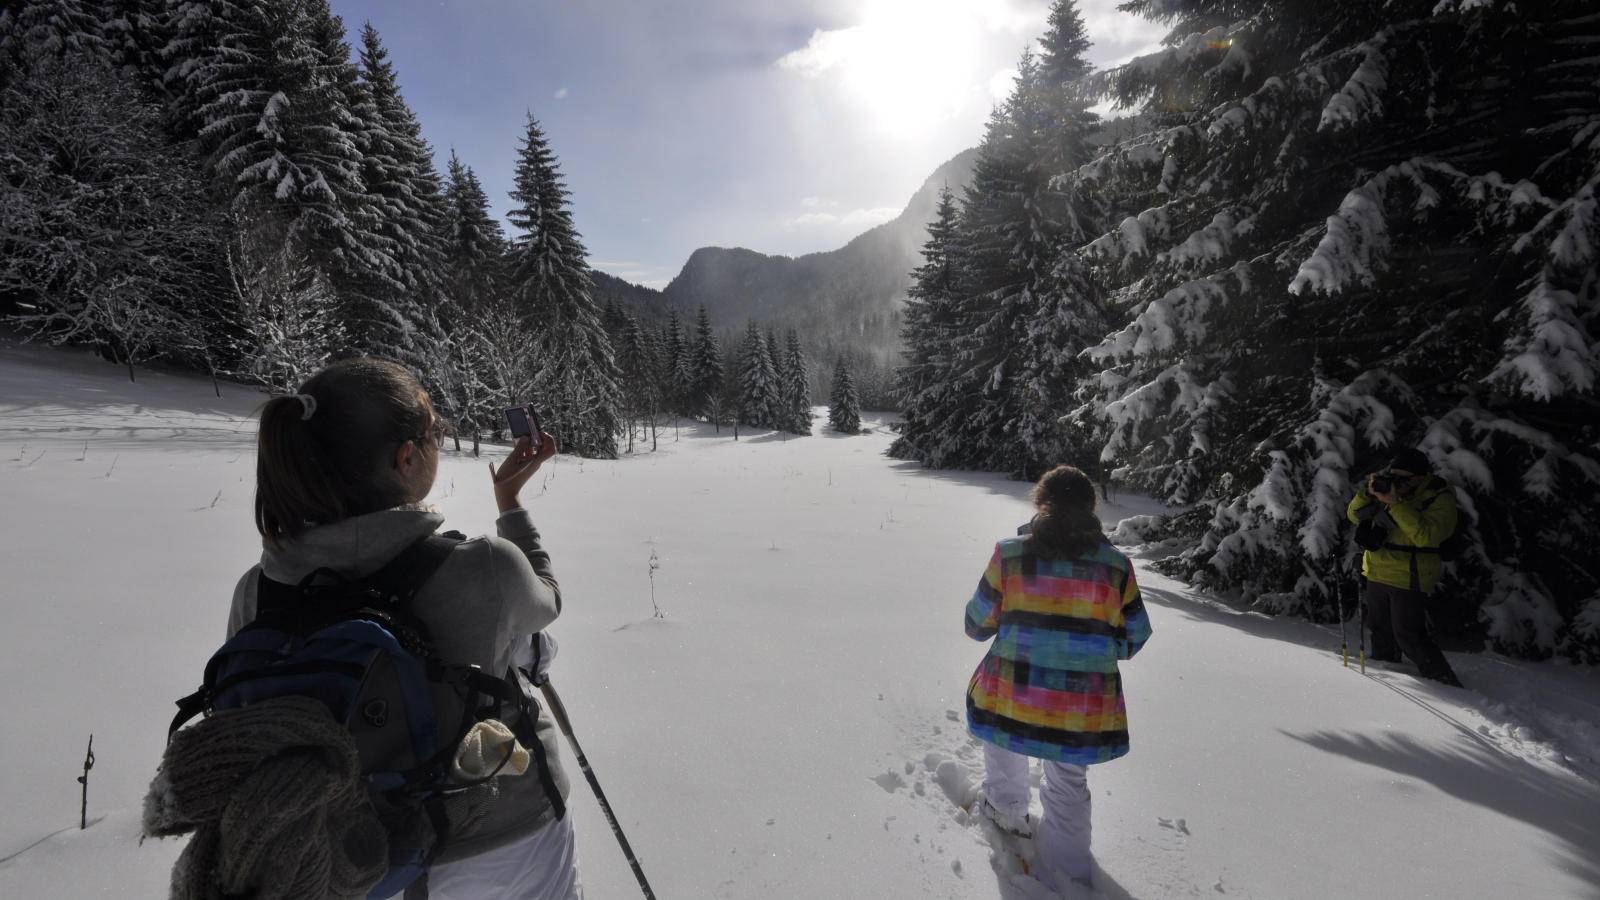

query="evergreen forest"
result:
[4,0,1598,661]
[893,0,1600,661]
[0,0,815,463]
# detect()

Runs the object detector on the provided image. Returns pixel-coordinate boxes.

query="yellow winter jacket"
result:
[1346,475,1458,594]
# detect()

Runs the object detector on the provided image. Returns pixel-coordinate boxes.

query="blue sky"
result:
[327,0,1166,287]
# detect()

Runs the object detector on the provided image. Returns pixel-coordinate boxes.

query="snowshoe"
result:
[975,796,1034,839]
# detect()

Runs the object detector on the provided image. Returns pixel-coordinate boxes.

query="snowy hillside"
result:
[2,338,1598,900]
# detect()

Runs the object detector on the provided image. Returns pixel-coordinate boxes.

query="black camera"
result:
[1370,473,1395,494]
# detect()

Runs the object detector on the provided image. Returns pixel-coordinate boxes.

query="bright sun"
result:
[777,0,1042,138]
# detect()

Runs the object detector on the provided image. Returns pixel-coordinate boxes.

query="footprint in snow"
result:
[872,770,907,792]
[1157,817,1190,835]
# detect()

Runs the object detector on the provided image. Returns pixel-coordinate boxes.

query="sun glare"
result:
[778,0,1043,138]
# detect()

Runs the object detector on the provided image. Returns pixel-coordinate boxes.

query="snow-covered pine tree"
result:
[709,340,739,435]
[163,0,404,355]
[737,320,780,428]
[828,357,862,434]
[354,23,450,358]
[661,307,691,417]
[442,150,506,312]
[932,42,1102,478]
[432,150,507,446]
[505,114,621,458]
[780,328,812,434]
[0,0,106,86]
[892,185,964,463]
[765,328,787,425]
[1,44,226,381]
[689,304,723,420]
[96,0,171,92]
[615,310,660,452]
[1070,0,1600,658]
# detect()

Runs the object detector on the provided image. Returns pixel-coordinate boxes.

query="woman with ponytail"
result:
[233,358,583,900]
[963,465,1152,891]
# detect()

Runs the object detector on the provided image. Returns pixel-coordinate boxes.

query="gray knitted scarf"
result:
[143,696,389,900]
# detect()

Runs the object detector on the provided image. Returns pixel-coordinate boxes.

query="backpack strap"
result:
[170,533,463,738]
[256,533,461,618]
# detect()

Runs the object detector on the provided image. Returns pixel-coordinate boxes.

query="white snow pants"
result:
[982,743,1092,890]
[378,814,583,900]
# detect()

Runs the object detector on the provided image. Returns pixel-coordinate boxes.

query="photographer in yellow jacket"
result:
[1347,448,1464,687]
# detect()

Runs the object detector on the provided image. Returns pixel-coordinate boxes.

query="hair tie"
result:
[294,394,317,421]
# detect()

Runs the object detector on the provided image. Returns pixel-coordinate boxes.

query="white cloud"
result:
[801,196,838,208]
[553,87,569,100]
[777,26,863,78]
[784,206,902,228]
[784,211,841,226]
[843,206,902,226]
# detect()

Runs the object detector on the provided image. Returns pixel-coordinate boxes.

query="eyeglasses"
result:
[416,427,447,449]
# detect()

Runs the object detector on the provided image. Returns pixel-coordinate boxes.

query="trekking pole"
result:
[1335,575,1348,668]
[1357,579,1367,673]
[538,680,658,900]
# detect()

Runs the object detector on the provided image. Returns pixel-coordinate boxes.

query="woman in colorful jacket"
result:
[964,465,1152,891]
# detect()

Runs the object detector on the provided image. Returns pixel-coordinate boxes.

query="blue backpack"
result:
[169,533,565,899]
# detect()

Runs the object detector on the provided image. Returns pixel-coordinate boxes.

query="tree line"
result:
[893,0,1600,661]
[0,0,822,458]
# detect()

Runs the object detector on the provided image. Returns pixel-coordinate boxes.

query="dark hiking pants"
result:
[1363,581,1461,685]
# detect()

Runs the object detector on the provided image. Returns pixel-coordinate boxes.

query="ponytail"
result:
[254,359,436,548]
[1024,466,1103,561]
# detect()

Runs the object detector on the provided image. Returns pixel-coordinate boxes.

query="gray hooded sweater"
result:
[226,504,571,863]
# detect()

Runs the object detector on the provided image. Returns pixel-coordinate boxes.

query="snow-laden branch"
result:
[1317,31,1391,133]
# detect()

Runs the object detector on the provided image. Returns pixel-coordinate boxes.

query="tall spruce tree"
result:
[1069,0,1600,658]
[780,328,812,434]
[895,7,1106,479]
[661,307,690,416]
[689,304,722,419]
[737,320,781,428]
[505,114,621,458]
[442,149,505,311]
[828,357,862,434]
[355,23,449,325]
[892,185,965,463]
[947,50,1088,477]
[164,0,402,353]
[612,310,663,452]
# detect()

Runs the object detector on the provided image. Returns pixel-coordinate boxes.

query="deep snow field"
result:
[2,336,1599,900]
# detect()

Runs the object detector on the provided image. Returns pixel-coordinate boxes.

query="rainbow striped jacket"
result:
[965,534,1151,765]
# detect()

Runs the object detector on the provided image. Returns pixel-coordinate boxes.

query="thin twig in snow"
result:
[648,551,664,618]
[210,490,222,508]
[104,454,119,478]
[24,450,46,467]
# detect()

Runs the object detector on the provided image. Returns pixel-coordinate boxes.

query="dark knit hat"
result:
[1388,448,1432,475]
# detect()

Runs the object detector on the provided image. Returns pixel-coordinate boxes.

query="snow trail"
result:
[2,337,1598,899]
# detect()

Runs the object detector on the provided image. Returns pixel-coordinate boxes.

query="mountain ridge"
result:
[597,148,978,405]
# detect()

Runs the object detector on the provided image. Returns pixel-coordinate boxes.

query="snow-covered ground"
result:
[3,336,1598,900]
